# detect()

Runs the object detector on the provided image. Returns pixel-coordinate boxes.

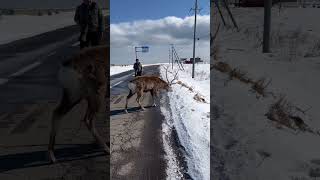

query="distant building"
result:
[184,57,203,64]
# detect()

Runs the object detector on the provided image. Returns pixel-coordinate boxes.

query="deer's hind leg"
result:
[84,106,109,154]
[48,90,79,163]
[150,90,157,107]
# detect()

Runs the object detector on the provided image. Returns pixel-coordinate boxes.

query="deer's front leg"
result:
[48,105,67,163]
[150,90,157,107]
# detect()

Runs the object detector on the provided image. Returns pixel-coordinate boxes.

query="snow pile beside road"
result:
[160,64,210,180]
[212,7,320,179]
[0,12,76,45]
[110,63,168,76]
[110,65,133,76]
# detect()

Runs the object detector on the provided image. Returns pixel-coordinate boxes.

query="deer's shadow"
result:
[110,106,154,116]
[0,143,107,172]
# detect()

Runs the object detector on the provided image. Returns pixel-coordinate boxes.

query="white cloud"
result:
[111,15,210,65]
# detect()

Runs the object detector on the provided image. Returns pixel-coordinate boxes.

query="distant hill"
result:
[0,0,108,9]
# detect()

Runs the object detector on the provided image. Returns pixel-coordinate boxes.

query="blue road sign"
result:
[141,46,149,53]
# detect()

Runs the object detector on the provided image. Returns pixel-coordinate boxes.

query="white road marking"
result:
[110,73,134,88]
[47,51,56,57]
[110,80,124,88]
[0,78,9,85]
[72,42,80,47]
[10,61,42,77]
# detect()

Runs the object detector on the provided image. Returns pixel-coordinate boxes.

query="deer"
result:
[48,45,109,163]
[124,66,179,113]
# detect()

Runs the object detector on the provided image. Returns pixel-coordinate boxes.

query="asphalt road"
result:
[110,66,167,180]
[0,25,109,179]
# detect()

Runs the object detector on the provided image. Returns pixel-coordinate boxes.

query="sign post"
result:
[135,46,149,59]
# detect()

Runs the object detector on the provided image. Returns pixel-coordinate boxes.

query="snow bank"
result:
[110,65,133,76]
[160,64,210,180]
[110,63,168,76]
[0,12,76,45]
[212,7,320,179]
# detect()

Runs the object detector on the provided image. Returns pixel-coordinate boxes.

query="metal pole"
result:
[135,47,138,59]
[192,0,198,78]
[169,46,171,64]
[263,0,271,53]
[171,45,174,69]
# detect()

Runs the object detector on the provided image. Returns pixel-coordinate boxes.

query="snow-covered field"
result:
[0,12,75,45]
[212,7,320,179]
[110,63,169,76]
[160,64,210,180]
[110,65,133,76]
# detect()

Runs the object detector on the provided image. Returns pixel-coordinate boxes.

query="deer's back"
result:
[64,45,108,85]
[130,76,166,91]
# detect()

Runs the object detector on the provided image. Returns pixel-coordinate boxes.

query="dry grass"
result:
[251,78,272,97]
[212,61,232,73]
[265,96,294,129]
[265,96,311,132]
[193,93,207,103]
[229,68,253,84]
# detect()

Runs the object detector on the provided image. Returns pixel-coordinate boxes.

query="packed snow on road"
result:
[212,7,320,180]
[160,64,210,180]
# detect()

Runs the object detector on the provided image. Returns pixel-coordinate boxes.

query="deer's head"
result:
[163,65,179,92]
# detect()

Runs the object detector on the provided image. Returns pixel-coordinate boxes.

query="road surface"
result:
[0,24,109,179]
[110,66,167,180]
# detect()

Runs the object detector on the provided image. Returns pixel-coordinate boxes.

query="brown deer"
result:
[48,45,109,163]
[124,66,178,113]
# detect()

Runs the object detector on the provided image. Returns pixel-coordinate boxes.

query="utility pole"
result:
[169,46,171,65]
[192,0,198,78]
[263,0,272,53]
[171,44,174,69]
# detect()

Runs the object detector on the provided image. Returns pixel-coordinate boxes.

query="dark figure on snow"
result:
[133,59,143,77]
[74,0,104,49]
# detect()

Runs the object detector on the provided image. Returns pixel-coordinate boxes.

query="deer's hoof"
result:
[124,109,128,114]
[48,151,57,164]
[141,108,145,111]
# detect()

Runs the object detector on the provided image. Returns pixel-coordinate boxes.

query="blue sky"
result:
[110,0,210,65]
[111,0,210,23]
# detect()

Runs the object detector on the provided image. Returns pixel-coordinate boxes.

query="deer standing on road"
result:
[124,66,178,113]
[48,45,109,163]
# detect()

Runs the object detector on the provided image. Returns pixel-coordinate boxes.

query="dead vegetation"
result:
[212,61,232,72]
[175,81,207,104]
[265,96,295,129]
[213,60,319,135]
[193,93,207,103]
[229,68,253,84]
[265,96,315,133]
[213,61,272,98]
[251,78,272,98]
